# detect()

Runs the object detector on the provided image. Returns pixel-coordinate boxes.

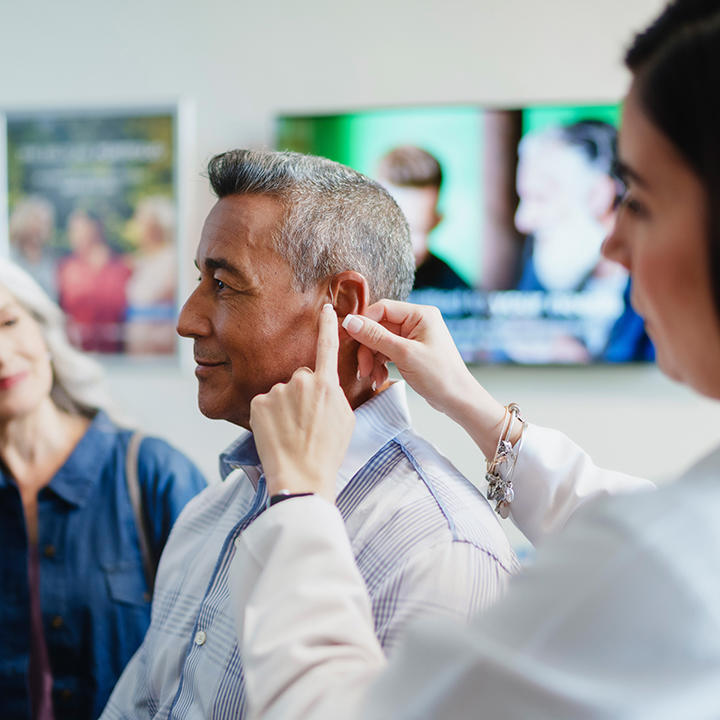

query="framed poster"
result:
[5,107,181,357]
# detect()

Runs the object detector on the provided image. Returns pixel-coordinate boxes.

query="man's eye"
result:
[1,318,18,327]
[214,279,226,290]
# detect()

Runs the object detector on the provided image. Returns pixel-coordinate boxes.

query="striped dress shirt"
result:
[101,381,518,720]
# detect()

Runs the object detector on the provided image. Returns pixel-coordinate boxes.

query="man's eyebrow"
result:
[197,256,250,282]
[615,160,650,190]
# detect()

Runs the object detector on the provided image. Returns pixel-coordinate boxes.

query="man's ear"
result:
[329,271,369,319]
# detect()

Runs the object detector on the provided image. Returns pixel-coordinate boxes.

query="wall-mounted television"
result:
[276,104,653,365]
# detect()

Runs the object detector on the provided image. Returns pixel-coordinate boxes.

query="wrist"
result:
[267,491,315,508]
[441,378,506,458]
[428,365,478,416]
[265,476,309,497]
[265,469,304,497]
[265,471,336,504]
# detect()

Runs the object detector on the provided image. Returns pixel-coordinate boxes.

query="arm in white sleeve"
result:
[233,478,720,720]
[230,496,386,720]
[507,423,655,545]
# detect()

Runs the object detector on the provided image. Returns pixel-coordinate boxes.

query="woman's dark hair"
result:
[625,0,720,319]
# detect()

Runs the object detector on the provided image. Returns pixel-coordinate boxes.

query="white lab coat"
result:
[231,425,720,719]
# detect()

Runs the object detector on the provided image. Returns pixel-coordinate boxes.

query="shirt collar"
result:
[0,410,118,507]
[219,381,412,495]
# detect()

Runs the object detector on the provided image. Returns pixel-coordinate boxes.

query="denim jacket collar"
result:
[0,410,120,507]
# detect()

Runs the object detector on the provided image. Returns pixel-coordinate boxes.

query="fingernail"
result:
[342,314,363,333]
[356,368,362,381]
[372,380,377,392]
[323,303,333,312]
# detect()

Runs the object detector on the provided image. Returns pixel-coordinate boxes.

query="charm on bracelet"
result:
[485,403,524,518]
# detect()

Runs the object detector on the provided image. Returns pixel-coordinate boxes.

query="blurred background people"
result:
[8,197,58,301]
[514,120,625,294]
[510,120,650,361]
[124,196,178,355]
[57,210,131,354]
[377,146,469,290]
[0,259,205,720]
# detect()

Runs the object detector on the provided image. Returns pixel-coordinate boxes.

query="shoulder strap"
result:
[125,431,157,597]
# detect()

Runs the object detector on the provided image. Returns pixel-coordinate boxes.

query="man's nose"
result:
[176,287,210,339]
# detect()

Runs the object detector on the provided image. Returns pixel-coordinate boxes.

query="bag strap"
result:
[125,431,157,597]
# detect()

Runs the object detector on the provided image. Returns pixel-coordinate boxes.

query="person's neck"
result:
[0,399,90,490]
[22,244,44,263]
[534,218,606,291]
[345,382,375,411]
[414,244,431,268]
[83,242,111,268]
[338,364,377,411]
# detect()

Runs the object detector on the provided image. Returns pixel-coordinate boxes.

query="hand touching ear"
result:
[250,304,355,503]
[342,300,474,414]
[342,299,510,459]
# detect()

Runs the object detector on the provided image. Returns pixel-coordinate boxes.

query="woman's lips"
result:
[0,370,28,390]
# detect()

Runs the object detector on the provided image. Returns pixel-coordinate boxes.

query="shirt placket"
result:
[168,474,267,718]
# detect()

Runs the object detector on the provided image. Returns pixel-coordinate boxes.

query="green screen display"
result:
[274,103,653,365]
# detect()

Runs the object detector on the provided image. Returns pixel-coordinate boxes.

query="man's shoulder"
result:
[166,468,256,538]
[393,428,471,485]
[393,427,490,508]
[342,428,514,562]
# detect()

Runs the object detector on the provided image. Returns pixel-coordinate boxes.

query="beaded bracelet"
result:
[486,403,524,518]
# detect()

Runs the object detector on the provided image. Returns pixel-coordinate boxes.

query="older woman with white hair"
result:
[0,259,206,720]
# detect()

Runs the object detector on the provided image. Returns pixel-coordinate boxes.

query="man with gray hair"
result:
[102,149,517,719]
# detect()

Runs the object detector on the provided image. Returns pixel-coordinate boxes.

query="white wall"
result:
[4,0,719,538]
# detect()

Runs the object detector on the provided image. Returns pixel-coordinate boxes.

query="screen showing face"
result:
[276,104,654,365]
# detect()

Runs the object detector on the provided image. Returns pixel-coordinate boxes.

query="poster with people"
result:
[5,109,179,356]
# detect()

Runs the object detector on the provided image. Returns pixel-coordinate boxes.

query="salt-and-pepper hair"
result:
[207,149,415,302]
[0,258,113,417]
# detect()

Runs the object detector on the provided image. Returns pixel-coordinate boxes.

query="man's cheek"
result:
[274,318,316,360]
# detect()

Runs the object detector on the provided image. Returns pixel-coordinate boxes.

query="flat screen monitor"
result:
[276,104,653,365]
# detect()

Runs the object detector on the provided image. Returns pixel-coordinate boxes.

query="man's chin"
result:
[197,398,250,429]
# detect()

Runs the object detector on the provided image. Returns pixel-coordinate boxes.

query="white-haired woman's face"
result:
[0,285,53,422]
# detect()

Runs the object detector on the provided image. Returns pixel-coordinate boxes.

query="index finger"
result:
[364,299,419,330]
[314,303,340,381]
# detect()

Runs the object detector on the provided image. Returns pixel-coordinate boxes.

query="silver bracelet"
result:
[486,403,524,518]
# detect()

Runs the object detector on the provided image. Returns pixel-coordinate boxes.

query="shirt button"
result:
[43,545,56,558]
[194,630,207,646]
[51,616,64,629]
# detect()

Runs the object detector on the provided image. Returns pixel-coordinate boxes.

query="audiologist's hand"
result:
[250,303,355,503]
[343,300,476,415]
[343,299,511,459]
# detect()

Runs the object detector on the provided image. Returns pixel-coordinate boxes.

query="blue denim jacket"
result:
[0,411,206,720]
